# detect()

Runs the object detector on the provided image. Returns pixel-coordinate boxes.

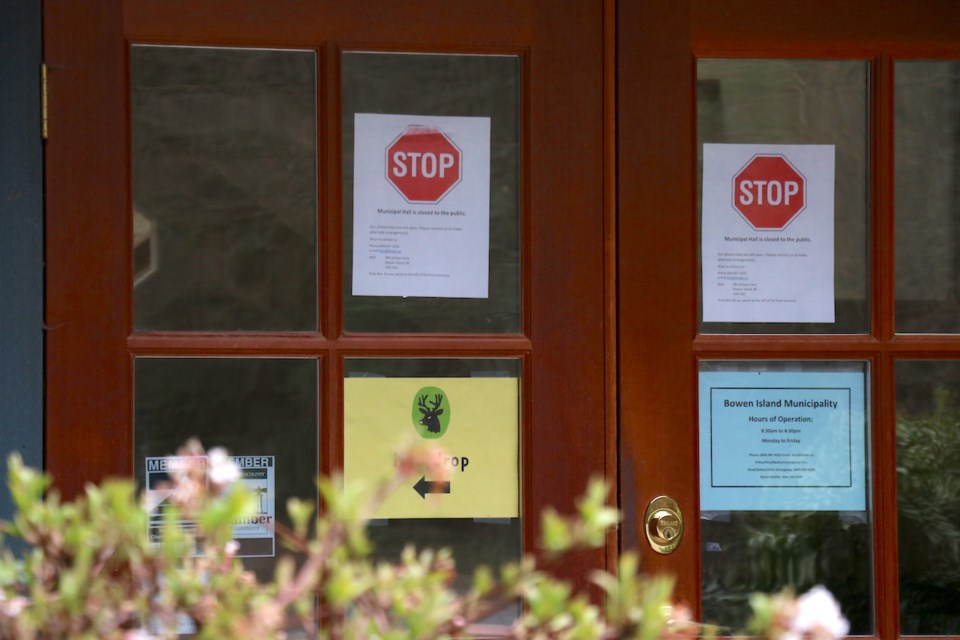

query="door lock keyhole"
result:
[644,496,683,554]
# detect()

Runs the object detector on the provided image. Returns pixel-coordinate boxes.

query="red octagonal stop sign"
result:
[732,154,806,230]
[385,126,462,204]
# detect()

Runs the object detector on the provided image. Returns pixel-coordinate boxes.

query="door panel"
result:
[895,361,960,635]
[44,0,611,594]
[619,1,960,636]
[697,360,873,632]
[697,58,870,335]
[340,51,522,333]
[130,45,320,332]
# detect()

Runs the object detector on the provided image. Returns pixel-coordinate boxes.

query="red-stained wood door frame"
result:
[48,0,960,619]
[618,0,960,633]
[43,0,614,587]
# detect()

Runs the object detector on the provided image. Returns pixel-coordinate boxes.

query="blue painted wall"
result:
[0,0,44,520]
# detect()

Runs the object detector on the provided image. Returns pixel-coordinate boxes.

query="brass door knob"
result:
[644,496,683,554]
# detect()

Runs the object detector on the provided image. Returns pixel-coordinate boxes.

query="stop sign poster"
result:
[353,113,491,298]
[702,143,836,323]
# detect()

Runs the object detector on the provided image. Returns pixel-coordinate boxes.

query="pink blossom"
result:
[790,586,849,640]
[207,447,240,487]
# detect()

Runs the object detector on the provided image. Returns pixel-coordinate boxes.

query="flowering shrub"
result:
[0,441,849,639]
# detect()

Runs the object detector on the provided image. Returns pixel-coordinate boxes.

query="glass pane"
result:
[698,361,873,633]
[343,358,521,623]
[342,52,521,333]
[134,357,318,582]
[131,46,318,331]
[698,60,869,334]
[895,61,960,333]
[895,361,960,634]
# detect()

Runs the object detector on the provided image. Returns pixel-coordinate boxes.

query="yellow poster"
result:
[344,377,519,519]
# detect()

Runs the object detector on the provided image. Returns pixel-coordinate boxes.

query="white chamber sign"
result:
[702,143,836,323]
[145,454,276,558]
[231,455,276,557]
[353,113,491,299]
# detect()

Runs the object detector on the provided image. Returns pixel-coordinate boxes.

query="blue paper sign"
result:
[699,369,867,511]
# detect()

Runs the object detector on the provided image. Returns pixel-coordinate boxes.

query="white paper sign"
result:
[353,113,491,299]
[702,144,835,323]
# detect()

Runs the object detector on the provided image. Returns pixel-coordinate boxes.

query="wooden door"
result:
[44,0,613,592]
[620,1,960,636]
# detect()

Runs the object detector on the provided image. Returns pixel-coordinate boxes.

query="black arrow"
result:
[413,476,451,499]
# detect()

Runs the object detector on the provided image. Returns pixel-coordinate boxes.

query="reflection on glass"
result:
[895,361,960,634]
[131,46,318,331]
[344,358,521,624]
[699,361,873,633]
[697,59,869,334]
[134,357,318,581]
[342,52,521,333]
[895,61,960,333]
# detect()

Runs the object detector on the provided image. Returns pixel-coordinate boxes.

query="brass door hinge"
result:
[41,63,48,140]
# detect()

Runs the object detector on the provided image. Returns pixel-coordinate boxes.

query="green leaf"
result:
[541,508,573,552]
[287,497,314,538]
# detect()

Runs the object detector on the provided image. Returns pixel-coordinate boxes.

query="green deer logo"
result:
[411,386,450,439]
